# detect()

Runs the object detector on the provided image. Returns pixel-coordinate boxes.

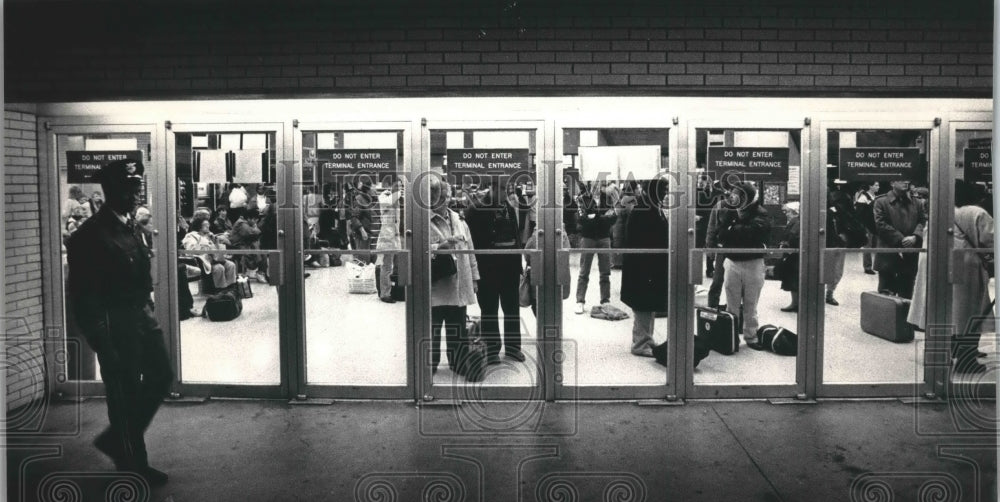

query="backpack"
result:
[203,290,243,321]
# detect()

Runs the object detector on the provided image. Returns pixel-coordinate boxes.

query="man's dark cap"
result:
[98,158,144,185]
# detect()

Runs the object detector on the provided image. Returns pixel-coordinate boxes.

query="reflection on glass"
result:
[58,133,150,381]
[301,130,408,386]
[693,128,799,385]
[174,132,280,385]
[823,129,929,384]
[951,130,995,379]
[560,128,671,386]
[429,129,537,386]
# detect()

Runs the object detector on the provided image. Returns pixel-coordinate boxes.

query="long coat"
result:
[620,200,669,313]
[951,204,994,336]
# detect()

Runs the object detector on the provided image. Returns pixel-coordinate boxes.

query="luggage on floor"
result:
[860,291,914,343]
[756,325,797,356]
[235,274,253,299]
[696,306,739,355]
[202,290,243,322]
[456,316,487,382]
[346,260,377,294]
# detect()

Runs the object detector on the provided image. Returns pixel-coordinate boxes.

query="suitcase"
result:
[235,275,253,299]
[860,291,914,343]
[456,316,487,382]
[696,306,739,355]
[202,290,243,322]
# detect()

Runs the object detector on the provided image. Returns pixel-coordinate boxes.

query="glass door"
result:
[166,123,290,398]
[43,124,163,397]
[294,122,415,399]
[553,122,676,400]
[816,119,938,397]
[945,122,995,396]
[419,120,546,401]
[685,119,808,399]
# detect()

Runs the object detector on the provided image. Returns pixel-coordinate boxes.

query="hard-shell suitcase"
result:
[696,306,739,355]
[860,291,914,343]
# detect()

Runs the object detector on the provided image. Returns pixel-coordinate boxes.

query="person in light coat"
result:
[428,176,479,376]
[950,180,994,374]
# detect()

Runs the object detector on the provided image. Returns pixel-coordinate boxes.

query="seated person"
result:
[210,205,232,234]
[229,209,264,281]
[182,215,237,291]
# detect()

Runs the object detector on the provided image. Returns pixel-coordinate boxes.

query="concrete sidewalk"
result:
[6,398,997,501]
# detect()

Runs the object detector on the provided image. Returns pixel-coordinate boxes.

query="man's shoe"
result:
[780,304,798,312]
[631,348,654,358]
[745,340,766,351]
[505,350,526,362]
[574,303,585,315]
[138,466,169,486]
[825,293,839,306]
[380,295,396,304]
[864,268,876,275]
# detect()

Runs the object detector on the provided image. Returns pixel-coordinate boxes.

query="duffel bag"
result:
[203,290,243,322]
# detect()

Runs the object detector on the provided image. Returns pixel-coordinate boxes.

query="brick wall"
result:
[4,108,46,412]
[4,0,992,102]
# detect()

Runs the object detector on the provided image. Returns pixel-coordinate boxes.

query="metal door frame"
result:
[39,119,164,398]
[814,115,940,398]
[291,119,417,399]
[419,118,548,402]
[684,116,812,399]
[551,117,678,400]
[936,115,994,399]
[165,121,290,399]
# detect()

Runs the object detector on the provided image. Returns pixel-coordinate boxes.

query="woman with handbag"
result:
[778,202,801,312]
[428,176,480,377]
[182,216,237,292]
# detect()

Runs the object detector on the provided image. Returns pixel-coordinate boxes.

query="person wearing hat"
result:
[717,181,772,350]
[872,178,927,298]
[65,158,171,486]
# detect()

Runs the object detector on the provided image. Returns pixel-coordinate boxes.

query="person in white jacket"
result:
[376,180,403,303]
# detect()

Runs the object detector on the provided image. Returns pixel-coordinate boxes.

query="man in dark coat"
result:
[621,178,670,357]
[464,184,524,363]
[872,179,926,298]
[66,158,171,485]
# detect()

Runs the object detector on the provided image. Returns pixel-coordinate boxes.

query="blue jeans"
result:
[576,237,611,304]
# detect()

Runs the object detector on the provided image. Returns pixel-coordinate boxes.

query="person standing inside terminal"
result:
[465,182,524,362]
[621,179,670,357]
[376,180,403,303]
[718,181,771,350]
[855,182,879,274]
[778,202,801,312]
[872,179,926,298]
[950,180,994,374]
[428,177,480,375]
[704,187,730,309]
[66,159,172,486]
[574,182,617,314]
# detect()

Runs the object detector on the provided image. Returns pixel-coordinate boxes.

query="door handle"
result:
[278,229,285,238]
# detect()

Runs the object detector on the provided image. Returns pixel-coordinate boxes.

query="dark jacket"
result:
[576,192,617,240]
[229,217,262,248]
[872,189,927,272]
[620,200,669,312]
[465,194,522,279]
[66,207,152,354]
[779,216,800,292]
[717,203,771,261]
